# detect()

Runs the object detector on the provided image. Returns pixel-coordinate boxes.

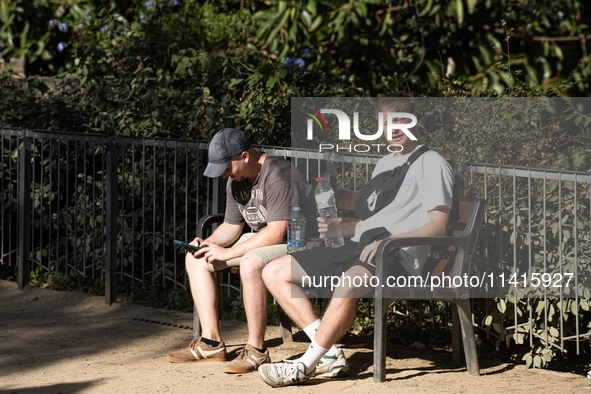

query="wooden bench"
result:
[372,197,486,381]
[334,189,485,379]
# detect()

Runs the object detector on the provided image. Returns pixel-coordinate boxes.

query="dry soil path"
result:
[1,280,589,393]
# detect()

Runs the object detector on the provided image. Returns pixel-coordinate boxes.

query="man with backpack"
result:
[258,94,454,387]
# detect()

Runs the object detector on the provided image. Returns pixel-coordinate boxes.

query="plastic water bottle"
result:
[288,207,306,254]
[314,178,345,248]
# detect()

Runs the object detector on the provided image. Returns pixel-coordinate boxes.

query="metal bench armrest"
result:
[197,214,225,238]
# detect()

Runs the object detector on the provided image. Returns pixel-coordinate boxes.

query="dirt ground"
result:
[1,279,590,394]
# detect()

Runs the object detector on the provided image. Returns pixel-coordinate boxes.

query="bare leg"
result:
[185,253,221,342]
[239,254,270,349]
[314,265,373,349]
[263,255,319,329]
[313,298,359,349]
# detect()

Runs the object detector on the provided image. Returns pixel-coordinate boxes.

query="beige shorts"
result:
[206,232,288,273]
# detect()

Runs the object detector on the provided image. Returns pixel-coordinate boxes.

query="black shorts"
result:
[292,240,404,281]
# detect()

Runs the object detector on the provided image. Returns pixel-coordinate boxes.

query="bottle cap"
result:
[293,207,300,211]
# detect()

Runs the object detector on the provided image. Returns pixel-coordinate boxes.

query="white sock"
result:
[325,344,340,356]
[303,319,321,340]
[298,338,328,375]
[303,319,339,357]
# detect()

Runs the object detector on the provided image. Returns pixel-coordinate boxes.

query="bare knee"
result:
[239,254,266,284]
[185,252,210,279]
[262,255,291,286]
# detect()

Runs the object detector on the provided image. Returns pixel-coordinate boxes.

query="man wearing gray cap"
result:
[167,128,317,374]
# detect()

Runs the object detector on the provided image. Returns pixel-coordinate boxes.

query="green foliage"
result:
[351,299,453,348]
[2,0,590,144]
[1,0,358,142]
[474,297,591,369]
[252,0,591,95]
[0,0,101,73]
[0,133,217,292]
[468,169,591,368]
[421,98,591,169]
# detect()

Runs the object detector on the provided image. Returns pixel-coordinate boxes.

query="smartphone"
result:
[174,240,201,251]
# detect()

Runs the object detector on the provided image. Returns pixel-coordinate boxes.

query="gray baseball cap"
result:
[204,128,251,178]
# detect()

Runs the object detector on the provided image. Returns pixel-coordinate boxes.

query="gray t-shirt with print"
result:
[224,155,317,238]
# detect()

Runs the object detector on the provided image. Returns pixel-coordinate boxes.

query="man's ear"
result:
[241,150,249,163]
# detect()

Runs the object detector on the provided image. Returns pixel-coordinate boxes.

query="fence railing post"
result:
[105,138,120,305]
[451,161,466,364]
[211,176,225,319]
[453,161,465,201]
[17,133,32,291]
[211,177,225,215]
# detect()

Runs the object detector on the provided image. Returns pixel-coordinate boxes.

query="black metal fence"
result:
[2,127,590,355]
[1,128,384,297]
[459,162,591,354]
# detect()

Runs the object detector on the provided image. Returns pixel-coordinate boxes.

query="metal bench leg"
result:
[451,303,462,364]
[193,304,201,339]
[278,306,293,343]
[455,298,480,376]
[373,297,391,382]
[216,272,224,319]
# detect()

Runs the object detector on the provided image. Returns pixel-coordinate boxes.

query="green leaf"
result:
[301,9,312,27]
[456,0,464,24]
[552,41,564,61]
[419,0,434,17]
[524,354,532,368]
[309,15,323,32]
[306,0,317,15]
[497,298,507,313]
[355,1,368,17]
[266,76,277,89]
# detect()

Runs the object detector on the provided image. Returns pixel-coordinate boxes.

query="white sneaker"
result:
[314,348,349,377]
[259,360,314,387]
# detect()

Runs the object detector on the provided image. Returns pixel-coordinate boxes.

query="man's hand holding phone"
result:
[176,238,235,264]
[174,238,204,256]
[198,240,235,263]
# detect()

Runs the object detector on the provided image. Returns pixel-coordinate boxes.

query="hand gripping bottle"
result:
[314,178,345,248]
[287,207,306,253]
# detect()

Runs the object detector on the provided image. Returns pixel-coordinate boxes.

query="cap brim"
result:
[203,161,228,178]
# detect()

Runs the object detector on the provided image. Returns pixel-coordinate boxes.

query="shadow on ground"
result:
[0,280,189,377]
[0,380,104,394]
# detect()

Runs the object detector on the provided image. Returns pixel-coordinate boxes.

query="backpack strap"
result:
[392,145,430,176]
